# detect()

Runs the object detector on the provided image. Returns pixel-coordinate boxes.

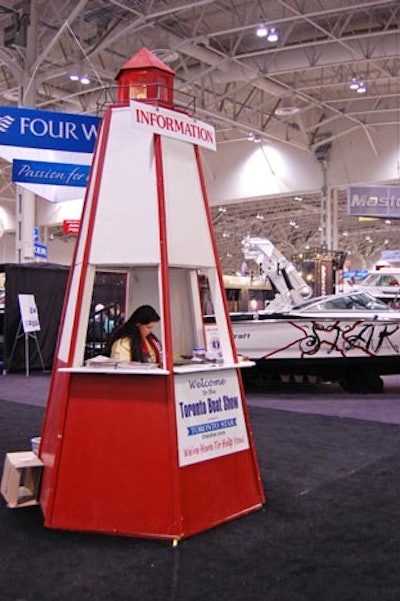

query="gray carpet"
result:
[1,396,400,600]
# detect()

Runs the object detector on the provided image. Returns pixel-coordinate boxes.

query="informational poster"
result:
[174,369,249,467]
[18,294,41,333]
[204,324,221,356]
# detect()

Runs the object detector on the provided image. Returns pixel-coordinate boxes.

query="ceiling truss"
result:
[0,0,399,270]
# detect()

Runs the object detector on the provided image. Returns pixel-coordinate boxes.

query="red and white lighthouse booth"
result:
[39,47,264,540]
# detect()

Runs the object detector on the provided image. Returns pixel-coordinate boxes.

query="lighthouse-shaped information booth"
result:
[39,47,264,540]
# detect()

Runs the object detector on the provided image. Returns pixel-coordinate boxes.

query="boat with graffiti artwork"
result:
[204,238,400,393]
[205,290,400,393]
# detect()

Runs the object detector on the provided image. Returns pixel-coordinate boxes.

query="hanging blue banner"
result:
[12,159,90,187]
[0,106,100,153]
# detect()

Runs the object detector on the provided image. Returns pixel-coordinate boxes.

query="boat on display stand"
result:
[204,237,400,393]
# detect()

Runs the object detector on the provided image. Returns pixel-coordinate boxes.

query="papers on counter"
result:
[85,356,158,369]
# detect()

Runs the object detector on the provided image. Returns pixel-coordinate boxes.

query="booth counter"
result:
[42,359,261,539]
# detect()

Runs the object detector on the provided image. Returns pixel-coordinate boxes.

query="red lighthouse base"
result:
[40,370,264,540]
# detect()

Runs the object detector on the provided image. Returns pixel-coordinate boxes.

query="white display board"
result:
[18,294,41,333]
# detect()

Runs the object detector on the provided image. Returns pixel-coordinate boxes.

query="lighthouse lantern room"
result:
[38,47,265,540]
[116,46,175,107]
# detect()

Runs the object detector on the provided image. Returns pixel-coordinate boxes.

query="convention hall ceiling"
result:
[0,0,399,270]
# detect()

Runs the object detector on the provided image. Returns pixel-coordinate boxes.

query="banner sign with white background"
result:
[130,100,216,151]
[174,370,249,467]
[18,293,41,333]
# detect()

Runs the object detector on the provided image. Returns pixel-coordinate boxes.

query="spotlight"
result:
[349,76,359,90]
[349,76,367,93]
[356,81,366,94]
[256,23,268,38]
[69,72,90,85]
[255,22,279,42]
[266,27,279,43]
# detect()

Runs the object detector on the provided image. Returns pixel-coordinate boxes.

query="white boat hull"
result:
[232,314,400,360]
[206,312,400,391]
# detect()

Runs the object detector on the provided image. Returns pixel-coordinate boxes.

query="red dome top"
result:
[116,47,175,79]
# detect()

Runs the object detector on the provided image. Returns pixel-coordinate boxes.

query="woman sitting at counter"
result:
[108,305,162,364]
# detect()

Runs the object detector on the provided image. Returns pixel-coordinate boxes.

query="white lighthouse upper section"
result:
[88,106,160,265]
[87,105,216,268]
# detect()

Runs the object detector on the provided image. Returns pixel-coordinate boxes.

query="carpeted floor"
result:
[1,398,400,600]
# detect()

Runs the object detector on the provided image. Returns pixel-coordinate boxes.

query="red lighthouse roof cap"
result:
[116,46,175,78]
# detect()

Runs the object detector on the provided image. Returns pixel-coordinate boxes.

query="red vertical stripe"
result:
[153,134,174,372]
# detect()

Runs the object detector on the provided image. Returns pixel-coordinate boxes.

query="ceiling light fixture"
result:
[349,76,359,90]
[69,71,91,85]
[255,22,279,42]
[356,81,366,94]
[349,76,367,93]
[247,132,262,143]
[256,22,268,38]
[267,27,279,43]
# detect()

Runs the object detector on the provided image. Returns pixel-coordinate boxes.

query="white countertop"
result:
[58,360,254,376]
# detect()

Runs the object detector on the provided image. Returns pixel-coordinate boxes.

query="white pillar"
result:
[319,161,331,249]
[15,187,35,262]
[331,187,339,250]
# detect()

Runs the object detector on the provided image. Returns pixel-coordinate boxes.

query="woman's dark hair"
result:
[107,304,160,361]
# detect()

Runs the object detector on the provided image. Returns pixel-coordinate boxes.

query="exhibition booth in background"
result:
[0,263,127,373]
[0,262,69,372]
